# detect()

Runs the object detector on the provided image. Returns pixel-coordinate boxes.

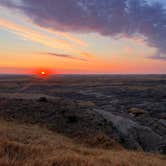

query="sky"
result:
[0,0,166,74]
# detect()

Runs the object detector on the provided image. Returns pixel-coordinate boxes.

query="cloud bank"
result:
[1,0,166,59]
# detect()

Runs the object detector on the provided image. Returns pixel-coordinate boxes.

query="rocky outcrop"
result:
[94,109,163,152]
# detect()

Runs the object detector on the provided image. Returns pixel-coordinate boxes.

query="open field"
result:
[0,75,166,165]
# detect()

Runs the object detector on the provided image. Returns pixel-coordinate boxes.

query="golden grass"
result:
[0,119,165,166]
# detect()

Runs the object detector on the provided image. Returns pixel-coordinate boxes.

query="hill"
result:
[0,119,165,166]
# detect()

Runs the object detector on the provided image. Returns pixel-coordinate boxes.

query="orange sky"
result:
[0,4,166,74]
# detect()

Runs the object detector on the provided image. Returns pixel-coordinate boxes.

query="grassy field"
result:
[0,119,165,166]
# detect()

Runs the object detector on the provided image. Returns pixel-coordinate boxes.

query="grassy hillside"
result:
[0,119,165,166]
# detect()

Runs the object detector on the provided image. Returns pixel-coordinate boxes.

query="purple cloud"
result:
[1,0,166,59]
[151,53,166,60]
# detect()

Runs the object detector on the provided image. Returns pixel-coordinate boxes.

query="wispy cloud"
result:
[1,0,166,59]
[41,27,87,47]
[0,17,76,51]
[80,52,95,58]
[46,52,87,61]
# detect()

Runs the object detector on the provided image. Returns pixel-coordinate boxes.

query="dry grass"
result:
[0,119,165,166]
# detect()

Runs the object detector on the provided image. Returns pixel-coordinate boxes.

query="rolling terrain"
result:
[0,75,165,165]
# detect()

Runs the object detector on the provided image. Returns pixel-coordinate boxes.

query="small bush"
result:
[66,115,79,124]
[128,108,146,116]
[37,97,48,102]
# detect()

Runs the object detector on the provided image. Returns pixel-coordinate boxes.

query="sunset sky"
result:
[0,0,166,74]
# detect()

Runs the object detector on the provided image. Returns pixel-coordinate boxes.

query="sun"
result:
[40,71,47,77]
[33,69,53,78]
[41,71,46,75]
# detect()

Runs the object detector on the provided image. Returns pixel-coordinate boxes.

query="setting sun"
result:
[39,71,48,77]
[41,71,46,75]
[33,69,53,77]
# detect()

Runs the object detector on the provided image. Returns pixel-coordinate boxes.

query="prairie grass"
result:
[0,119,165,166]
